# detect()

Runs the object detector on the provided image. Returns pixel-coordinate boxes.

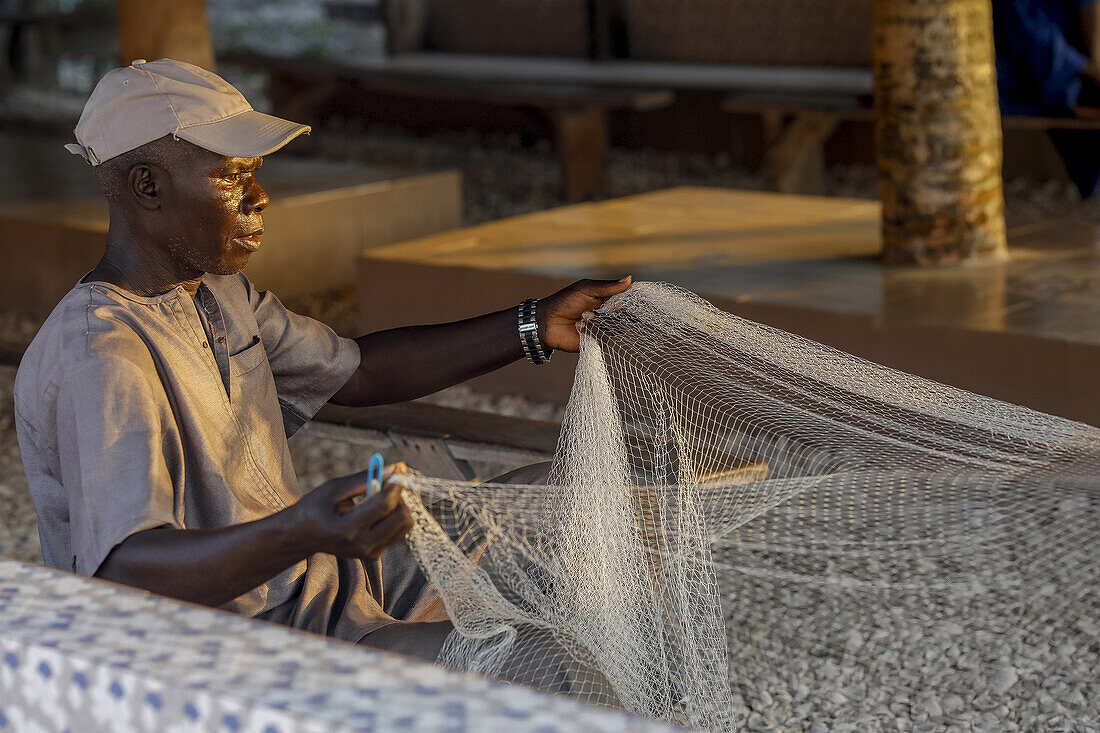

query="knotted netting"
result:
[397,282,1099,731]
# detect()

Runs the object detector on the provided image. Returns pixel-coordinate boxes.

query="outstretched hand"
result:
[539,276,632,352]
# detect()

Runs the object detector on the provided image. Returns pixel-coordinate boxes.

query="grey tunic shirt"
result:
[14,273,432,642]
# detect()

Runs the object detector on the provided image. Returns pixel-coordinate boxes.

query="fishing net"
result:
[397,282,1099,731]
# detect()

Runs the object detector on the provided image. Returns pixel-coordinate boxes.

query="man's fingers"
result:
[361,505,415,558]
[548,276,632,318]
[382,461,408,483]
[360,505,415,558]
[343,483,405,529]
[579,275,631,298]
[327,470,369,504]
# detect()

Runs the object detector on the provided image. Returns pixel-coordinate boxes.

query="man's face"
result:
[159,147,269,277]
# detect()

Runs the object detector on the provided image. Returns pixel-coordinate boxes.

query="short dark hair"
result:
[92,135,203,204]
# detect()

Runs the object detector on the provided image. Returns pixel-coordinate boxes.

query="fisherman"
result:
[13,59,630,667]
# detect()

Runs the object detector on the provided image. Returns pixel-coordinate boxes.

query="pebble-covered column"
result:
[873,0,1007,265]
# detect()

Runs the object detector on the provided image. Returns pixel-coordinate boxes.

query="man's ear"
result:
[128,164,162,210]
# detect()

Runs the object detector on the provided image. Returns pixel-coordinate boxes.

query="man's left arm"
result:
[330,277,631,407]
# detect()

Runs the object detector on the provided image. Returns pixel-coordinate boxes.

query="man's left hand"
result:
[539,276,632,353]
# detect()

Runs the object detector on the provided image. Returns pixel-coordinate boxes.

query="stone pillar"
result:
[117,0,216,72]
[873,0,1007,265]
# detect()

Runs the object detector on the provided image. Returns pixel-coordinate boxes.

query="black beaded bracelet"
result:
[518,298,552,365]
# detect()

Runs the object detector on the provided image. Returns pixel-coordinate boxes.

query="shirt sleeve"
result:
[56,355,180,577]
[247,282,361,438]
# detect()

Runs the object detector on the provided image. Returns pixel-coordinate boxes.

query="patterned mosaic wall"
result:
[0,557,682,732]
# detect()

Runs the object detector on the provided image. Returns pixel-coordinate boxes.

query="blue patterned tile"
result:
[0,557,680,733]
[349,710,376,728]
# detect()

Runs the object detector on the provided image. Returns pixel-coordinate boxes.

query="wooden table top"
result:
[368,186,882,278]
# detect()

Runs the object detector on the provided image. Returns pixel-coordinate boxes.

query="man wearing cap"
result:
[14,59,630,669]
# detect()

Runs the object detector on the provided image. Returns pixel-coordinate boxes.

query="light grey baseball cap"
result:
[66,58,310,166]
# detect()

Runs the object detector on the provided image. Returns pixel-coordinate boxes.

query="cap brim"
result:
[174,109,310,159]
[64,143,92,163]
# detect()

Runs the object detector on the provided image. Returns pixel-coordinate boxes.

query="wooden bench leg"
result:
[764,111,841,195]
[551,106,608,202]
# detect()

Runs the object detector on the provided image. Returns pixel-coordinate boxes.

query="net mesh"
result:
[398,282,1099,730]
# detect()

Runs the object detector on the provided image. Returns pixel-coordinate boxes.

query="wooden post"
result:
[552,106,609,202]
[873,0,1007,265]
[117,0,216,71]
[764,111,842,196]
[382,0,428,55]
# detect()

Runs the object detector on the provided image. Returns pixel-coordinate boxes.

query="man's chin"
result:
[207,257,251,278]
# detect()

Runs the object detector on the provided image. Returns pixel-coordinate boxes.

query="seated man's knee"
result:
[501,625,621,708]
[359,619,454,662]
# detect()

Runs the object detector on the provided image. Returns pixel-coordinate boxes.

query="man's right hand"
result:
[288,463,415,560]
[96,462,417,607]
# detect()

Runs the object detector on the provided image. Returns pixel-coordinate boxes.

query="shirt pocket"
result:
[229,338,268,378]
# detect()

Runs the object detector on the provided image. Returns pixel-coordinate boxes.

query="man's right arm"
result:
[95,466,413,607]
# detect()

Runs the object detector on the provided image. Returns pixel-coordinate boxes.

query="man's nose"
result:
[241,179,269,215]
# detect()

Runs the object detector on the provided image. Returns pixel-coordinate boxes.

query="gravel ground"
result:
[0,367,37,563]
[714,502,1100,732]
